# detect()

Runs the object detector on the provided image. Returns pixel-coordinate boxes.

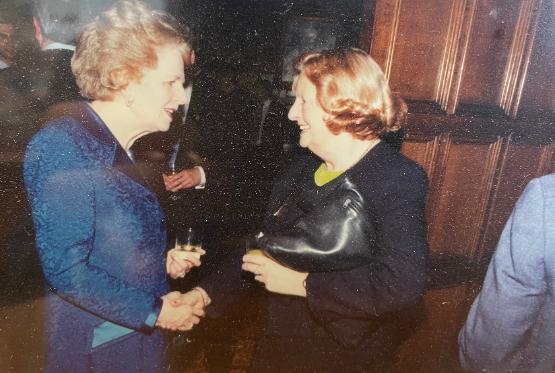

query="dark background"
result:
[168,0,366,81]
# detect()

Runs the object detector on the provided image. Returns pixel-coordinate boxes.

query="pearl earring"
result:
[125,96,134,107]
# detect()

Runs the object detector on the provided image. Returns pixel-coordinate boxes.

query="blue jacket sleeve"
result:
[458,178,548,372]
[24,128,161,332]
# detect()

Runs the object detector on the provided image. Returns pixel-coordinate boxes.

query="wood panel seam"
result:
[383,0,403,82]
[476,135,510,259]
[436,0,478,114]
[499,0,543,118]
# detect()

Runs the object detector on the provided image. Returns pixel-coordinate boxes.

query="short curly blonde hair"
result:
[294,48,406,140]
[71,0,193,100]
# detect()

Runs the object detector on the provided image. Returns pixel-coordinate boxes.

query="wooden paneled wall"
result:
[362,0,554,262]
[400,114,553,261]
[366,0,553,116]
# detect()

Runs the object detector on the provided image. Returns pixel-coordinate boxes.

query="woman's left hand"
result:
[242,254,308,297]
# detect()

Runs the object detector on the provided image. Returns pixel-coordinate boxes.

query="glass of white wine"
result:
[174,227,204,256]
[166,142,180,201]
[245,235,266,257]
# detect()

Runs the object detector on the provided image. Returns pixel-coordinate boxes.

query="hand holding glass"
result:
[245,235,266,257]
[167,228,205,278]
[175,227,206,256]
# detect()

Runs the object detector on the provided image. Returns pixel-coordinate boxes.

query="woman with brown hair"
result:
[179,48,429,372]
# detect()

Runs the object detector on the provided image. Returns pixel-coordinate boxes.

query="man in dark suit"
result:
[133,64,246,373]
[0,19,14,70]
[0,0,103,151]
[246,78,300,221]
[0,0,104,254]
[130,47,212,229]
[250,79,297,168]
[29,0,84,108]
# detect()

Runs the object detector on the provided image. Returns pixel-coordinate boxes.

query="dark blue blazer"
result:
[24,102,169,371]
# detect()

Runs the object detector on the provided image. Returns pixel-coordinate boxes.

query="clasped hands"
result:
[156,290,206,331]
[157,247,206,331]
[158,248,308,331]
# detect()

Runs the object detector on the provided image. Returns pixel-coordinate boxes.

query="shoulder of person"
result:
[28,120,79,156]
[353,142,428,188]
[531,173,555,199]
[30,102,100,154]
[515,174,555,234]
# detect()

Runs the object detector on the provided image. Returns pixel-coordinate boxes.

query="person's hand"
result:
[163,167,201,192]
[157,296,201,331]
[157,292,205,331]
[166,248,205,279]
[168,288,211,309]
[242,254,308,297]
[163,291,185,304]
[0,23,15,62]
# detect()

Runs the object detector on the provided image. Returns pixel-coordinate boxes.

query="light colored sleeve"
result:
[194,166,206,189]
[458,178,547,372]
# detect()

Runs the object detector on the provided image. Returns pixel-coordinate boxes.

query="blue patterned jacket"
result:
[24,101,168,370]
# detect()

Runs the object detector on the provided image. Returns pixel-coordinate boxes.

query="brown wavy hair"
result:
[71,0,193,101]
[294,48,406,140]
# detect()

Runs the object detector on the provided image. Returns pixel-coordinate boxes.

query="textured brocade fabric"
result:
[23,103,169,370]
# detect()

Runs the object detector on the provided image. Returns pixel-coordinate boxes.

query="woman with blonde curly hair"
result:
[24,1,202,371]
[177,48,430,372]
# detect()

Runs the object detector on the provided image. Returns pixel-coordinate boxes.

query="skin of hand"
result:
[163,167,201,192]
[166,248,205,279]
[242,254,308,297]
[169,288,209,309]
[0,23,15,62]
[163,291,184,303]
[157,292,205,331]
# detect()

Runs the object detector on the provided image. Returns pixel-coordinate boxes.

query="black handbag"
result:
[252,177,376,272]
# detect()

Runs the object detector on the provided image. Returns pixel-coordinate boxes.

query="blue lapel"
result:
[45,101,150,189]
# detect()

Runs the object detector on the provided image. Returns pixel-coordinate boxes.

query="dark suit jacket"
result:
[24,102,168,371]
[2,48,80,109]
[132,109,206,193]
[35,48,81,107]
[0,48,81,150]
[133,83,230,231]
[251,97,299,175]
[200,142,429,371]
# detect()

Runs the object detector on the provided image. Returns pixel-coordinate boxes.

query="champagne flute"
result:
[171,228,205,278]
[245,234,266,256]
[244,235,267,281]
[166,141,180,201]
[175,227,205,255]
